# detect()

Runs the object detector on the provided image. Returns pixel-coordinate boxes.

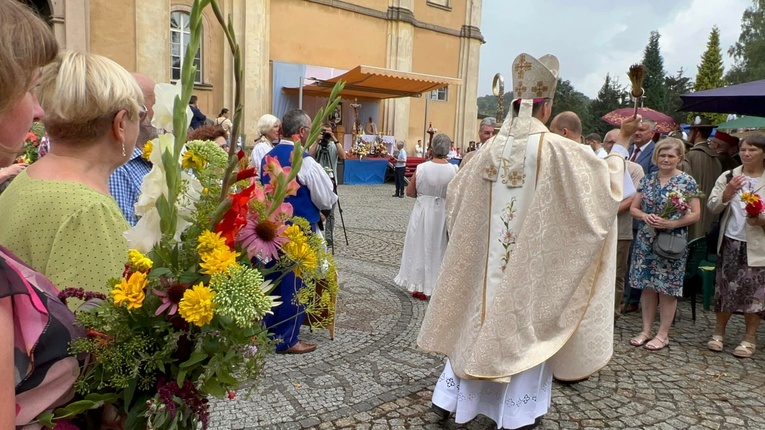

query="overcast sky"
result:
[477,0,750,99]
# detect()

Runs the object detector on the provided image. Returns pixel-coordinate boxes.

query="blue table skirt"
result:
[448,159,461,165]
[343,159,389,185]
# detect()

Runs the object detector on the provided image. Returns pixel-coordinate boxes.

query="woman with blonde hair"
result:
[628,138,700,351]
[707,133,765,358]
[0,50,144,310]
[250,113,281,178]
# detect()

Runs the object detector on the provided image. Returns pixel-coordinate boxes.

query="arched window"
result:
[170,11,202,83]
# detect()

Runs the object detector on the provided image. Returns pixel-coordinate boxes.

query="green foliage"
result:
[642,31,668,112]
[550,78,594,134]
[691,26,727,124]
[728,0,765,84]
[663,68,695,125]
[477,91,513,119]
[590,74,631,136]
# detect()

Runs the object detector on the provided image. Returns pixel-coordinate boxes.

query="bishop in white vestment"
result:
[418,53,640,429]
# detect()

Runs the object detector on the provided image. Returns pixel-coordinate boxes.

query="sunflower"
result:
[282,241,318,277]
[179,283,216,327]
[111,271,147,311]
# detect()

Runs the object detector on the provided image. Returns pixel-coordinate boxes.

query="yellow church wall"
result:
[89,0,137,71]
[269,0,388,70]
[415,0,466,31]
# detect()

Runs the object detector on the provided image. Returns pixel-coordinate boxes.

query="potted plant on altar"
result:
[34,1,342,428]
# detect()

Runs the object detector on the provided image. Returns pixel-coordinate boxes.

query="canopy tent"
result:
[715,115,765,130]
[282,65,462,101]
[678,79,765,116]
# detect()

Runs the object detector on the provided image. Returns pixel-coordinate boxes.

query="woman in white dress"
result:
[250,114,281,179]
[395,134,459,300]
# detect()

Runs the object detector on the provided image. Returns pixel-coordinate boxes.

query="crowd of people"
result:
[392,51,765,429]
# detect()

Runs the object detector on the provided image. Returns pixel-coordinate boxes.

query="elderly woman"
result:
[395,134,459,300]
[628,138,700,351]
[0,51,144,312]
[249,114,281,178]
[0,2,89,427]
[707,133,765,358]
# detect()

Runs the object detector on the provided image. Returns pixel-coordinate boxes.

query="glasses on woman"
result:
[138,105,148,122]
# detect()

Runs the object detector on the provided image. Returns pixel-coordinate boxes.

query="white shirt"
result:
[725,176,758,242]
[601,145,636,199]
[250,139,274,179]
[593,147,608,158]
[279,139,338,210]
[395,148,407,167]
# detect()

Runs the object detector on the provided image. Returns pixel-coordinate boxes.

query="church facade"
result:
[22,0,483,150]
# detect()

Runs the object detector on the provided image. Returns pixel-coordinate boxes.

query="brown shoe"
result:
[277,341,317,354]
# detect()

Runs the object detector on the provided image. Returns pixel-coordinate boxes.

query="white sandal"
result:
[733,341,756,358]
[707,335,724,352]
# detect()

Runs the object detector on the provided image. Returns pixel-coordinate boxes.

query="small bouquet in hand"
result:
[741,192,764,219]
[658,191,699,218]
[16,122,46,164]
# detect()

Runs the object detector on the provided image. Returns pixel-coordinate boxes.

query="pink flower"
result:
[153,283,188,316]
[237,214,289,261]
[263,155,285,179]
[270,202,294,222]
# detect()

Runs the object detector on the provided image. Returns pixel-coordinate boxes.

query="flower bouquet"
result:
[16,121,46,164]
[741,192,764,219]
[35,1,342,428]
[657,190,701,219]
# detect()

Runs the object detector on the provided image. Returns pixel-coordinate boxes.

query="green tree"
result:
[692,26,727,123]
[728,0,765,84]
[642,31,667,112]
[664,68,695,125]
[551,78,594,133]
[476,91,512,118]
[589,74,631,136]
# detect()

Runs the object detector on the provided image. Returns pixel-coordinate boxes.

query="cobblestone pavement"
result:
[210,184,765,429]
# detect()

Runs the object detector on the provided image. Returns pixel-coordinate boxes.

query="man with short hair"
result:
[109,73,159,226]
[629,119,658,175]
[679,116,722,239]
[260,109,338,355]
[460,117,496,167]
[602,129,619,153]
[420,53,639,428]
[549,111,583,143]
[585,133,607,158]
[189,95,206,130]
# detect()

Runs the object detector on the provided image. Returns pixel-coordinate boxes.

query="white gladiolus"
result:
[152,82,193,133]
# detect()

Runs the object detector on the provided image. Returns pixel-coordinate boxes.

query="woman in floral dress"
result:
[628,138,701,351]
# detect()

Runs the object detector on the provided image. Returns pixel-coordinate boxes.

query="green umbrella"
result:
[716,116,765,129]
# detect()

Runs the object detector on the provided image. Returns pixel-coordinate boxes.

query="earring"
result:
[121,141,126,157]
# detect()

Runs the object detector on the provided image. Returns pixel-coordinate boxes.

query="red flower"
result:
[216,184,257,247]
[236,167,256,182]
[227,391,236,400]
[746,199,764,218]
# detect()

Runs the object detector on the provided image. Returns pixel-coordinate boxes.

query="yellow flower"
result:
[742,192,760,205]
[203,187,209,195]
[283,241,317,277]
[141,140,153,161]
[111,271,147,311]
[282,224,306,243]
[199,246,240,275]
[127,249,153,272]
[179,283,216,327]
[197,230,228,256]
[182,150,205,170]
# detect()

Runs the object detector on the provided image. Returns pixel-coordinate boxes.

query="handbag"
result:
[652,231,687,260]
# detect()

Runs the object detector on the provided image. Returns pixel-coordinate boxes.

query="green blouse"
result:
[0,170,128,303]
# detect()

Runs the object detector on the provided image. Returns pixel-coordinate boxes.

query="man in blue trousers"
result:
[261,109,337,354]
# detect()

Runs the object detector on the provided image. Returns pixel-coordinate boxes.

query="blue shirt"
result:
[109,147,152,226]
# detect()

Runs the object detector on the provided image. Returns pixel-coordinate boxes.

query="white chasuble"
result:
[418,117,624,383]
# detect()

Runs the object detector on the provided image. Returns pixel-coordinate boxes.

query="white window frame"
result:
[429,87,448,102]
[171,11,203,84]
[426,0,452,10]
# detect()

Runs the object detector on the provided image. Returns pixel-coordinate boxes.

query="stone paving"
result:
[209,184,765,430]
